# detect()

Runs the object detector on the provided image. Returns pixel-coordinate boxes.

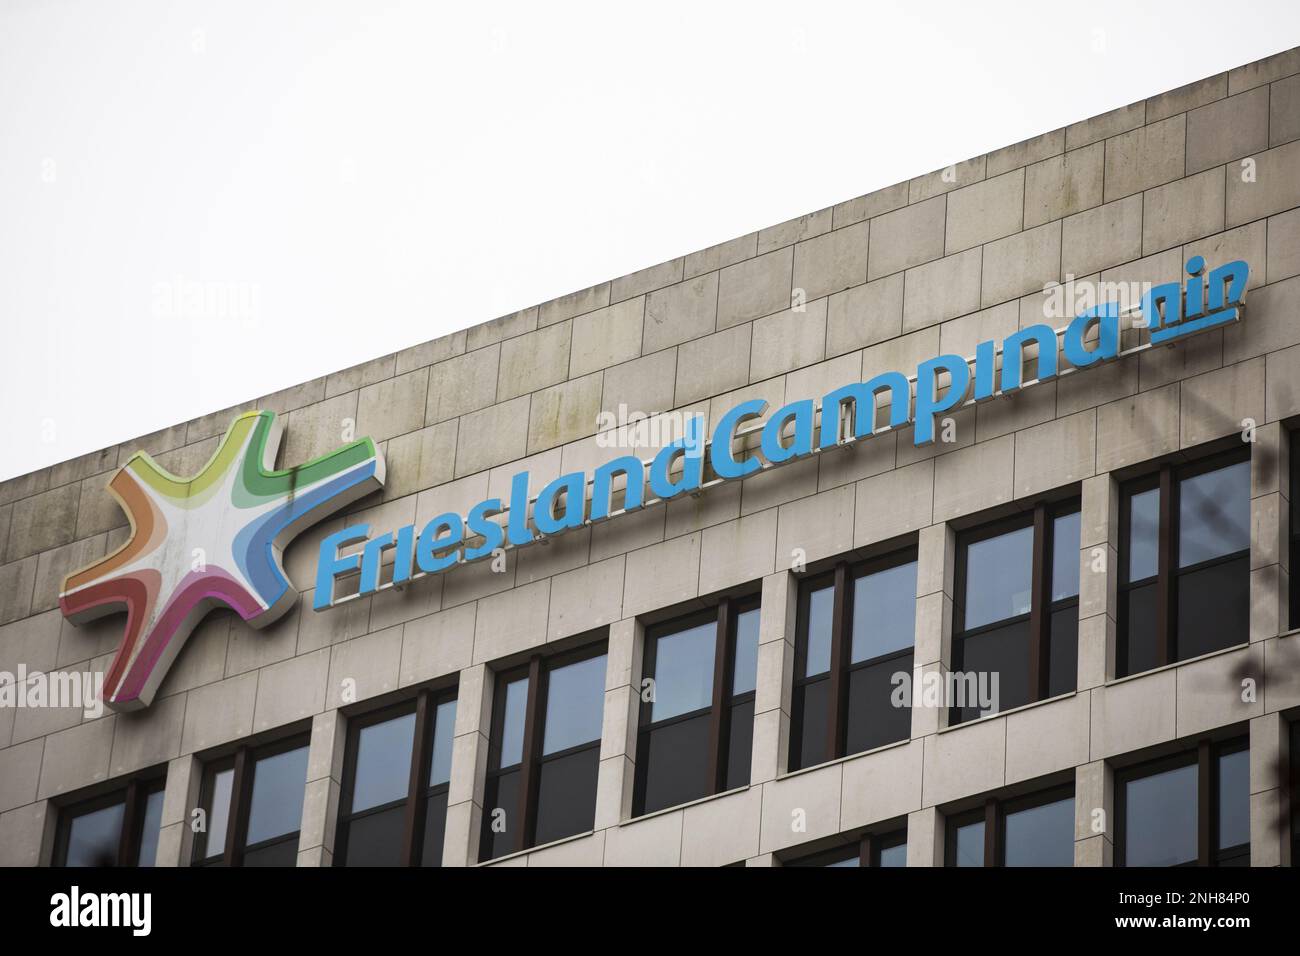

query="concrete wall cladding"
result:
[3,45,1300,867]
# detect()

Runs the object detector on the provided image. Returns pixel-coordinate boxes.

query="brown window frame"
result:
[951,498,1080,725]
[480,640,608,860]
[1117,448,1251,677]
[786,826,908,867]
[1114,736,1250,867]
[789,548,918,772]
[192,732,310,867]
[52,770,167,867]
[944,784,1074,867]
[633,593,761,816]
[333,685,457,867]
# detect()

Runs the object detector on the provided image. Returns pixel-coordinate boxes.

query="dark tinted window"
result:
[245,745,309,847]
[952,819,985,867]
[64,802,125,867]
[1004,795,1074,867]
[352,712,416,813]
[732,607,760,695]
[792,551,917,771]
[953,502,1079,724]
[534,652,606,844]
[543,654,605,754]
[649,621,714,721]
[636,597,761,816]
[338,690,457,868]
[1217,747,1249,855]
[878,842,907,867]
[430,699,456,786]
[1179,461,1250,567]
[1128,487,1160,581]
[483,644,607,858]
[1120,455,1250,677]
[963,525,1033,630]
[137,788,164,868]
[851,561,916,661]
[1123,762,1199,866]
[1051,511,1081,600]
[804,585,835,676]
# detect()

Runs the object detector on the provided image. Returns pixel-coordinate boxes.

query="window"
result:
[951,501,1080,723]
[1116,738,1249,867]
[192,735,310,867]
[634,596,761,815]
[1292,720,1299,867]
[790,552,917,771]
[1119,451,1250,677]
[1291,434,1300,631]
[786,828,908,867]
[480,642,607,860]
[945,786,1074,867]
[53,773,166,867]
[334,687,457,867]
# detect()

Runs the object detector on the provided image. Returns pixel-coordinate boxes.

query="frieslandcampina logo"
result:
[57,411,384,712]
[59,258,1248,712]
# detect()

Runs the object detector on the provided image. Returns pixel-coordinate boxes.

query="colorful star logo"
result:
[59,411,385,711]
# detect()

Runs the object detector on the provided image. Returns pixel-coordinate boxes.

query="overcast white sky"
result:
[2,1,1297,482]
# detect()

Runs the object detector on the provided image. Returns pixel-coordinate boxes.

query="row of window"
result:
[47,442,1272,865]
[787,735,1253,867]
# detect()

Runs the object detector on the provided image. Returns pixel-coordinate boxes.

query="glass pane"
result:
[1124,762,1198,866]
[421,791,449,867]
[1122,582,1158,677]
[352,711,416,813]
[792,676,830,770]
[480,769,521,861]
[724,698,754,791]
[851,561,917,663]
[952,619,1030,722]
[845,654,912,755]
[878,842,907,867]
[137,788,164,867]
[204,767,234,860]
[1217,748,1249,852]
[241,838,298,867]
[1051,511,1081,600]
[650,622,715,722]
[1004,796,1074,866]
[534,747,600,845]
[639,713,710,815]
[952,820,985,867]
[497,677,529,768]
[788,846,856,867]
[543,654,606,754]
[731,607,760,696]
[65,802,124,866]
[1177,556,1248,661]
[245,745,309,846]
[429,699,457,787]
[1048,606,1078,698]
[342,805,405,867]
[804,585,835,676]
[963,525,1033,630]
[1179,461,1250,568]
[1128,487,1160,581]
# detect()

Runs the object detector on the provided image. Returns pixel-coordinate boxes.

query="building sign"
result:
[59,412,384,711]
[316,257,1249,609]
[60,257,1248,710]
